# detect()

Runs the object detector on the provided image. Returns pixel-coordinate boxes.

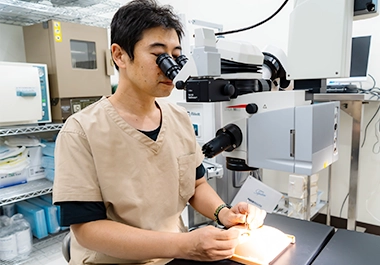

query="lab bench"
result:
[168,213,335,265]
[170,212,380,265]
[312,228,380,265]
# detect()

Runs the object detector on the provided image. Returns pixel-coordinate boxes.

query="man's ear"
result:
[111,44,127,69]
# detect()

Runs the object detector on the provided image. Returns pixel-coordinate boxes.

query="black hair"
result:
[111,0,184,70]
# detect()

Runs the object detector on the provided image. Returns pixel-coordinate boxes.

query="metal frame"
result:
[0,124,62,206]
[0,123,63,136]
[0,178,53,206]
[313,93,378,230]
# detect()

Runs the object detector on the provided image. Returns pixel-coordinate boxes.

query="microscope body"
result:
[157,27,339,175]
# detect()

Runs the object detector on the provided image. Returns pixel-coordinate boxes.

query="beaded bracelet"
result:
[214,203,231,226]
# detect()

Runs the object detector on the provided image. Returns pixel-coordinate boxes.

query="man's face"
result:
[124,27,182,98]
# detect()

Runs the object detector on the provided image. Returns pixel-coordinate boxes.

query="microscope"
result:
[156,27,339,176]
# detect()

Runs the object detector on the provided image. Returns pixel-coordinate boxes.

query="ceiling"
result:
[0,0,129,28]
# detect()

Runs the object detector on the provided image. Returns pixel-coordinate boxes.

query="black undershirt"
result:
[56,125,205,226]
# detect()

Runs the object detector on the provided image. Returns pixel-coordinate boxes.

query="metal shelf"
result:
[273,193,327,221]
[2,230,69,265]
[274,202,327,220]
[0,0,121,28]
[0,123,63,137]
[0,178,53,206]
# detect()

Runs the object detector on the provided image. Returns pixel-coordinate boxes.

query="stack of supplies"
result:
[39,194,68,230]
[0,213,32,262]
[4,135,46,182]
[15,201,48,239]
[41,141,55,182]
[288,174,319,219]
[27,197,60,234]
[0,140,29,188]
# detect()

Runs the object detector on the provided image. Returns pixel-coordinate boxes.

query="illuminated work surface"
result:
[168,214,335,265]
[313,229,380,265]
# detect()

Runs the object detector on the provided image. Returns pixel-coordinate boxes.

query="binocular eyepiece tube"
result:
[156,53,188,80]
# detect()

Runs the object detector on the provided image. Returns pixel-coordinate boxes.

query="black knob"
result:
[367,3,375,11]
[176,80,186,90]
[245,103,258,114]
[223,83,235,96]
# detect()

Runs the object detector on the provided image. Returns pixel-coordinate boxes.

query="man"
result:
[53,0,266,264]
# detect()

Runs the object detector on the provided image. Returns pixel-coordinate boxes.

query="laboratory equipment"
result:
[287,0,354,83]
[0,62,51,126]
[289,0,376,92]
[159,27,340,175]
[327,35,372,92]
[161,1,375,222]
[354,0,378,18]
[23,20,114,122]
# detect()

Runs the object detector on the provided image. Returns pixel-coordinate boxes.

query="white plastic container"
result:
[11,214,33,259]
[0,216,18,261]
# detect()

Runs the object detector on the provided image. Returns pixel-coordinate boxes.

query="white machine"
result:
[0,62,51,126]
[156,0,379,176]
[288,0,377,92]
[158,25,339,176]
[160,1,377,222]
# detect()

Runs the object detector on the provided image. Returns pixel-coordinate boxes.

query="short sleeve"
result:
[53,118,103,204]
[57,201,107,226]
[196,163,206,179]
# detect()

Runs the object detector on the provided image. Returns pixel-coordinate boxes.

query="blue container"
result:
[27,197,60,234]
[15,201,48,239]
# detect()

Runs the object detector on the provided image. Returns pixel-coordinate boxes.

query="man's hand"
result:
[218,202,267,229]
[181,225,240,261]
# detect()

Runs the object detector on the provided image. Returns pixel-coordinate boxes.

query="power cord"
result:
[358,74,380,101]
[360,74,380,148]
[215,0,289,36]
[358,74,380,223]
[339,193,349,218]
[373,119,380,154]
[361,101,380,148]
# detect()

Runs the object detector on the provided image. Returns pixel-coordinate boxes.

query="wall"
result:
[1,0,379,226]
[0,23,26,62]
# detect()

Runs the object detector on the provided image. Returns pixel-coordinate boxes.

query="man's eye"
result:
[153,53,179,61]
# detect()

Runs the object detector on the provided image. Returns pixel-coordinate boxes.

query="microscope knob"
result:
[223,83,235,96]
[245,103,258,114]
[176,80,186,90]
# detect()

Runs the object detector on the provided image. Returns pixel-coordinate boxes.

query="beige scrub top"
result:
[53,97,204,265]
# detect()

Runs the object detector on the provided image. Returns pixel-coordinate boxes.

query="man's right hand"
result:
[180,225,240,261]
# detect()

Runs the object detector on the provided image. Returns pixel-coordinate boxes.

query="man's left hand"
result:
[218,202,267,229]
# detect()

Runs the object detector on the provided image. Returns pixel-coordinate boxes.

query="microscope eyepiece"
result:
[156,53,181,81]
[175,55,188,69]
